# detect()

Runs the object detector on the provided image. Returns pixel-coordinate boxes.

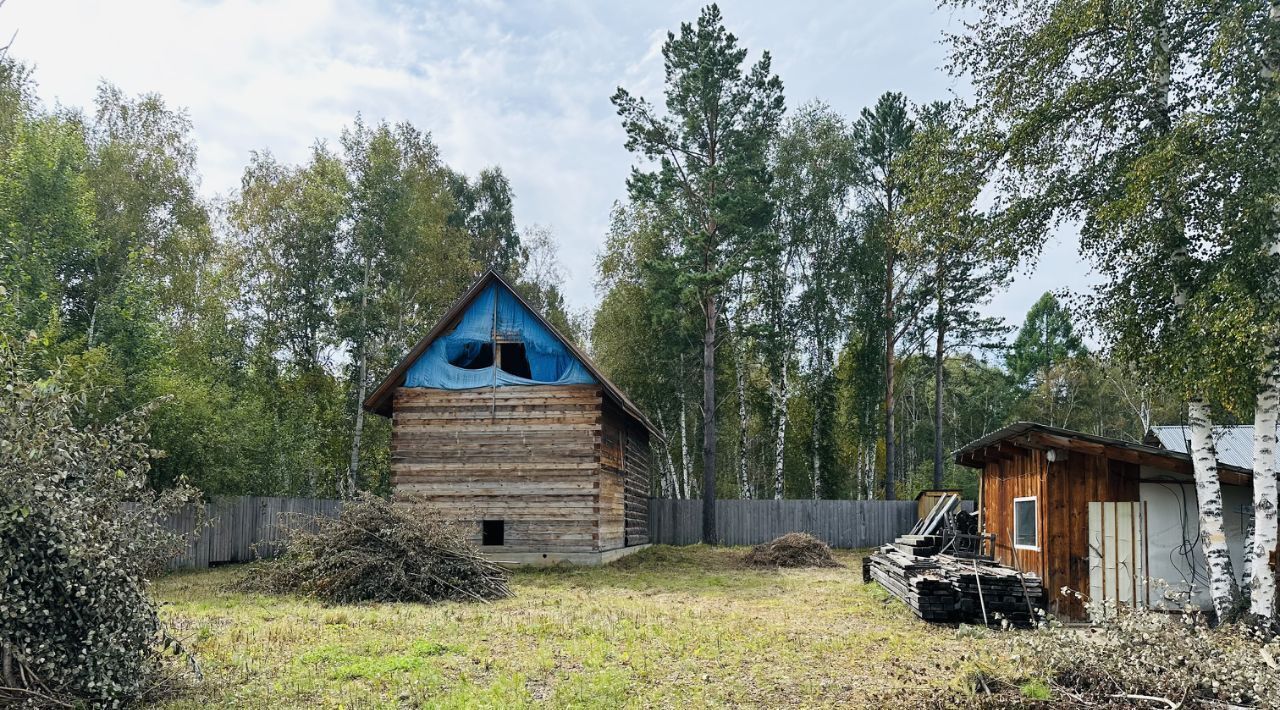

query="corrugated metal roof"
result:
[1148,425,1274,470]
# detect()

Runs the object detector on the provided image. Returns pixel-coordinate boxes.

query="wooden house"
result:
[956,422,1265,620]
[363,270,658,564]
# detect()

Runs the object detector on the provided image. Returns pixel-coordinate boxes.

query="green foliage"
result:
[0,332,199,706]
[1006,292,1086,388]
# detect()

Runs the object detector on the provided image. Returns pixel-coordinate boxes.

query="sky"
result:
[4,0,1098,331]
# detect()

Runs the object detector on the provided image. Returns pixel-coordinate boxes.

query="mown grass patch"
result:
[151,545,1007,708]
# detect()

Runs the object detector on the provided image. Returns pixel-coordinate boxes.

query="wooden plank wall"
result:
[391,384,605,553]
[982,447,1140,618]
[141,496,344,570]
[646,499,955,548]
[623,422,651,546]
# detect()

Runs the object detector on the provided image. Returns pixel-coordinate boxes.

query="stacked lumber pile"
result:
[866,542,1044,625]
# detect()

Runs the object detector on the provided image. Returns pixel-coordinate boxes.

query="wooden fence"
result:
[647,498,971,548]
[157,496,343,569]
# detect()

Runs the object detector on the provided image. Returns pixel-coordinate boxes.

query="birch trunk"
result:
[933,296,946,490]
[1249,341,1279,618]
[1188,398,1240,621]
[679,389,692,500]
[656,410,678,499]
[772,362,788,500]
[346,254,371,497]
[1250,4,1280,619]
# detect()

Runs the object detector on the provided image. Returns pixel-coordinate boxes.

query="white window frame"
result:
[1013,496,1039,551]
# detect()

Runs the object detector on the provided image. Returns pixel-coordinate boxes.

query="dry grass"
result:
[149,545,1011,708]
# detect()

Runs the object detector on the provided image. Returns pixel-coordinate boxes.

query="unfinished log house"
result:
[364,270,658,564]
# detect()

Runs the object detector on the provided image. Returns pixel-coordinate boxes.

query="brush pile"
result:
[240,494,511,604]
[743,532,841,568]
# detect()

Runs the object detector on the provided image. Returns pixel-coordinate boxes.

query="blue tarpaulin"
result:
[404,282,596,389]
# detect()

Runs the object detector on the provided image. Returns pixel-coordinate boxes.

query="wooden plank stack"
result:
[867,537,1045,625]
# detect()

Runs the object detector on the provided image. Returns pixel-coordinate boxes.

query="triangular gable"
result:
[403,281,596,389]
[362,270,660,440]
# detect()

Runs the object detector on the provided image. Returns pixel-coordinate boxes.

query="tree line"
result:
[592,2,1278,622]
[0,56,577,500]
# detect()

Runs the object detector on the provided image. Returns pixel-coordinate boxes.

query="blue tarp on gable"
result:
[403,282,596,389]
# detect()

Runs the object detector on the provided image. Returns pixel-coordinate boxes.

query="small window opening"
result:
[482,519,505,546]
[497,342,532,379]
[1013,497,1038,550]
[450,342,493,369]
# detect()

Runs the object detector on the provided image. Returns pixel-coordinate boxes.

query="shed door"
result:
[1088,502,1150,617]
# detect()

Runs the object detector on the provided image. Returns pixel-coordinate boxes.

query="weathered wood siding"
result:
[981,447,1140,619]
[623,420,651,546]
[391,384,648,553]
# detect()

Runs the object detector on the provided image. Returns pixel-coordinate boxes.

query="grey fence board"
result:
[646,498,974,549]
[147,495,344,570]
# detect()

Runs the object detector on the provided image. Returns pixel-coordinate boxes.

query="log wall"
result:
[391,384,647,553]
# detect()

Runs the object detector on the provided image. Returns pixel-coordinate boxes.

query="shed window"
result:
[1013,497,1038,550]
[450,342,493,369]
[482,519,504,546]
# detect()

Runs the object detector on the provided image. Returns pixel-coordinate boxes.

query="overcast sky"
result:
[5,0,1098,332]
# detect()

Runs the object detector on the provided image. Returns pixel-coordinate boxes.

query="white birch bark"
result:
[1248,317,1279,618]
[772,361,789,500]
[1188,399,1240,620]
[679,391,692,500]
[656,410,678,499]
[734,332,751,499]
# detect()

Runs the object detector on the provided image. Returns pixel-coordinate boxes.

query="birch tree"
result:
[612,4,784,542]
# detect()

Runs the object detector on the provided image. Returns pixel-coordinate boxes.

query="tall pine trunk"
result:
[347,254,371,497]
[701,293,719,544]
[734,328,751,499]
[933,269,946,489]
[1188,398,1240,621]
[884,249,897,500]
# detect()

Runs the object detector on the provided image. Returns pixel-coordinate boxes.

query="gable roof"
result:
[1146,424,1275,471]
[362,269,660,439]
[954,421,1253,485]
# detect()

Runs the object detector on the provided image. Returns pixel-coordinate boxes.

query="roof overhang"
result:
[954,422,1253,486]
[362,269,662,442]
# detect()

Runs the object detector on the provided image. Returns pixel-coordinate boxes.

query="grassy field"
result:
[151,546,1011,708]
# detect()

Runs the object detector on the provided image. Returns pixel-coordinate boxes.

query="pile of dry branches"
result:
[240,494,511,604]
[743,532,841,568]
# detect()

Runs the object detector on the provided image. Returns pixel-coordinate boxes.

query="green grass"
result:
[150,546,1006,708]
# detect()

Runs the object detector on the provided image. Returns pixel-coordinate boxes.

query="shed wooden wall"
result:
[390,384,649,554]
[392,384,602,553]
[981,447,1140,619]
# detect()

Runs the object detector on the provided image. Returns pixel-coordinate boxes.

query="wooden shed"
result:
[364,270,658,564]
[955,422,1259,620]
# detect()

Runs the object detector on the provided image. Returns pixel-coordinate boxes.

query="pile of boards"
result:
[864,542,1045,625]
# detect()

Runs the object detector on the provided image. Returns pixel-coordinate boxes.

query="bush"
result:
[0,333,200,707]
[743,532,840,568]
[239,494,512,604]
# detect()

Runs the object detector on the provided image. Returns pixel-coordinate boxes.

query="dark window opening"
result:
[497,342,532,379]
[1013,497,1038,549]
[482,519,505,546]
[450,342,493,369]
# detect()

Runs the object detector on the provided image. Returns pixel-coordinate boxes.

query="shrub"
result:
[239,494,512,604]
[0,333,200,707]
[743,532,840,568]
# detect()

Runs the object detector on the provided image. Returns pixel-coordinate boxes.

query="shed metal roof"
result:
[1147,425,1274,471]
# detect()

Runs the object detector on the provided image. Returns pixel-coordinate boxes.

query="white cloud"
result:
[3,0,1088,327]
